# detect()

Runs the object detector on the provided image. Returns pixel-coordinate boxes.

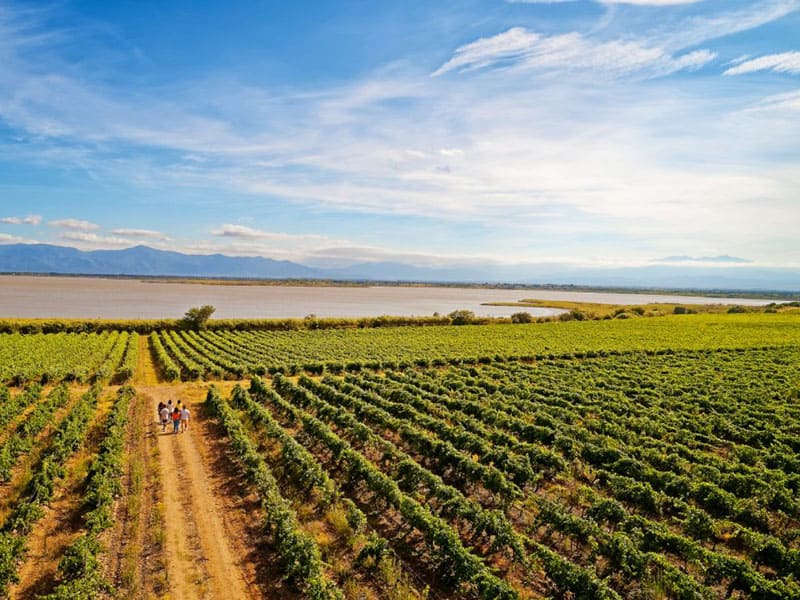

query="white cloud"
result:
[433,28,715,78]
[180,227,359,263]
[0,1,798,266]
[724,51,800,76]
[432,27,540,77]
[110,228,170,240]
[509,0,702,4]
[601,0,701,3]
[48,218,100,231]
[59,231,134,248]
[0,233,27,243]
[0,214,41,225]
[742,89,800,113]
[726,55,752,66]
[211,224,329,242]
[657,0,800,50]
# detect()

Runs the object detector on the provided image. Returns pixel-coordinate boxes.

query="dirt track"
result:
[127,336,264,598]
[9,336,279,599]
[139,380,273,600]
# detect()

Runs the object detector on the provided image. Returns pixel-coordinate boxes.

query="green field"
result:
[0,313,799,598]
[146,314,800,380]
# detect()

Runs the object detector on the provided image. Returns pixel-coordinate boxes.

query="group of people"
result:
[158,399,190,433]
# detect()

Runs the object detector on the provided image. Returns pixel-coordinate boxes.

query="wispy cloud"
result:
[0,214,42,225]
[48,218,100,231]
[0,1,798,266]
[724,51,800,76]
[740,89,800,113]
[600,0,701,3]
[0,233,28,243]
[656,0,800,50]
[211,224,329,242]
[111,228,170,240]
[59,231,134,248]
[432,28,540,76]
[509,0,702,4]
[201,224,362,262]
[432,28,715,77]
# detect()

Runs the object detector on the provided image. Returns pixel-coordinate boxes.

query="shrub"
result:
[448,310,475,325]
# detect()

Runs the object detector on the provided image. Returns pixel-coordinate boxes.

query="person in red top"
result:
[172,406,181,434]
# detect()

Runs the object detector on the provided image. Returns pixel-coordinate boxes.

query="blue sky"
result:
[0,0,798,269]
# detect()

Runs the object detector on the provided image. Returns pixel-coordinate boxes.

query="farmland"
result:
[144,313,800,381]
[0,313,798,598]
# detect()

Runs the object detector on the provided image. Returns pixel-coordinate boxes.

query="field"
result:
[0,313,798,599]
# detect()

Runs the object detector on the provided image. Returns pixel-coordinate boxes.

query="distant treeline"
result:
[0,314,468,334]
[1,301,792,334]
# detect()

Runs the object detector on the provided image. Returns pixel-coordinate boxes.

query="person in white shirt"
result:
[159,405,170,432]
[181,406,190,432]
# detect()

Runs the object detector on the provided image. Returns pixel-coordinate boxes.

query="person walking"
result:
[181,405,190,432]
[159,404,170,432]
[172,406,181,434]
[157,401,165,422]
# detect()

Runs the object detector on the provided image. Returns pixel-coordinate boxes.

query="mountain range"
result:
[0,243,798,292]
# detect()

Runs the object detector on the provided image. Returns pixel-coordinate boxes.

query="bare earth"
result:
[106,338,287,599]
[136,370,287,600]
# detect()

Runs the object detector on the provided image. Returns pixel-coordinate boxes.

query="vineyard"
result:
[147,314,800,381]
[0,313,798,598]
[0,331,139,386]
[200,346,800,600]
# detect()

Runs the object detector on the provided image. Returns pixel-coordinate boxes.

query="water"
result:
[0,275,773,319]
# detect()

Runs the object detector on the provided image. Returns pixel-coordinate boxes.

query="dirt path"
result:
[141,382,266,600]
[120,340,276,598]
[134,334,160,386]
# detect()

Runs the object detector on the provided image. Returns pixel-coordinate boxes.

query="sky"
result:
[0,0,798,270]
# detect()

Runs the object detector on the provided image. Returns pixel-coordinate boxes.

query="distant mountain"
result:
[0,244,321,278]
[0,243,798,292]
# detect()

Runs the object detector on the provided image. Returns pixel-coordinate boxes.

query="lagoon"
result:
[0,275,772,319]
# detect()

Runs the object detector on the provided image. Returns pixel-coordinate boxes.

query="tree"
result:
[448,310,475,325]
[181,305,215,330]
[510,312,533,324]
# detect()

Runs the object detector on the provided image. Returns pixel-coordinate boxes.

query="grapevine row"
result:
[0,385,101,595]
[205,385,343,599]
